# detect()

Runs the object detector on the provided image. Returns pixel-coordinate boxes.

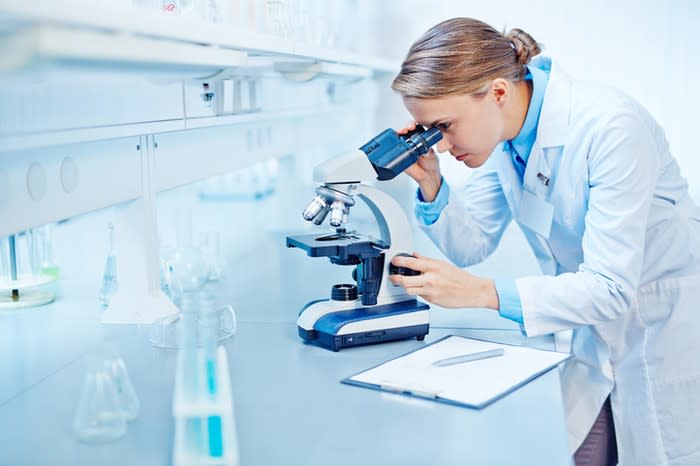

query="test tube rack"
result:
[172,346,239,466]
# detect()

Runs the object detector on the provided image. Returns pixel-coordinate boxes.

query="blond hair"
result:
[392,18,541,99]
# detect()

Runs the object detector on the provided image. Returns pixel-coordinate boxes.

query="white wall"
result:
[374,0,700,202]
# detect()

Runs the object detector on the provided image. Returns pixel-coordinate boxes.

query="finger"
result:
[404,286,423,297]
[411,252,435,263]
[423,149,438,160]
[396,121,417,135]
[390,255,428,273]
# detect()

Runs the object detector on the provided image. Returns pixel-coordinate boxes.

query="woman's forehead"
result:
[403,95,472,124]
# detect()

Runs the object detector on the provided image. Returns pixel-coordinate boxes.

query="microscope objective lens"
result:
[302,195,328,221]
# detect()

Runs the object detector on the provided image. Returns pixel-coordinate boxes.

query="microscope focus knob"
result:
[389,253,421,276]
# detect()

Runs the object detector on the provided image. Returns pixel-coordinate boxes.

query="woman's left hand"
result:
[388,252,499,310]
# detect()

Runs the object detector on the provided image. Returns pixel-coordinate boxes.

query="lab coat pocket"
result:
[635,276,698,327]
[640,276,700,461]
[651,376,700,463]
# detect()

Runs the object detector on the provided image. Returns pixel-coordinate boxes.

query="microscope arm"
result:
[355,184,415,302]
[303,147,418,302]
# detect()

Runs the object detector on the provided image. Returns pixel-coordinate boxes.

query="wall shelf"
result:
[0,0,399,76]
[274,61,372,82]
[0,24,249,77]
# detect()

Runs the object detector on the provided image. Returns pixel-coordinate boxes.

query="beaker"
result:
[146,302,236,349]
[27,224,59,279]
[73,358,128,443]
[0,233,55,309]
[166,247,208,293]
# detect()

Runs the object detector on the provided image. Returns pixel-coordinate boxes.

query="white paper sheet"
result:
[346,336,570,408]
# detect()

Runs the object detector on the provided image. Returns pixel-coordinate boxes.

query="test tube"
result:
[198,295,223,458]
[180,294,204,456]
[9,235,18,301]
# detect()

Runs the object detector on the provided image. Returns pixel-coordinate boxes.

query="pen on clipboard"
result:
[432,348,505,367]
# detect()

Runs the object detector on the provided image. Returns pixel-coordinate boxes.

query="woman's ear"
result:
[490,78,509,105]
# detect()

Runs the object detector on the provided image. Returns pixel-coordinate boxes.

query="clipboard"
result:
[341,335,571,409]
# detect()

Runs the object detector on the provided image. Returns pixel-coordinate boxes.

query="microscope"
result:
[286,126,442,351]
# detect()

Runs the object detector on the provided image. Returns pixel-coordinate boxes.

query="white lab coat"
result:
[419,56,700,465]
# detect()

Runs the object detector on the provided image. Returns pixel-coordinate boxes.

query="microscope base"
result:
[297,299,430,352]
[299,324,428,352]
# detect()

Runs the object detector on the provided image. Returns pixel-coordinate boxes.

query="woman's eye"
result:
[437,122,451,131]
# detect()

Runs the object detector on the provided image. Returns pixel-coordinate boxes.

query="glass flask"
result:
[103,356,140,422]
[73,357,128,443]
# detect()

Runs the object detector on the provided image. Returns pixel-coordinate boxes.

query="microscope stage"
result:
[286,233,388,259]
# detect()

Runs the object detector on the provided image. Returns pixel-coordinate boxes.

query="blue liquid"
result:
[207,416,223,457]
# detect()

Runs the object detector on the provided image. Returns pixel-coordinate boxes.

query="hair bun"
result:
[506,28,541,65]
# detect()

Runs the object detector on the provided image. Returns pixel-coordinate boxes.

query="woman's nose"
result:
[436,138,452,153]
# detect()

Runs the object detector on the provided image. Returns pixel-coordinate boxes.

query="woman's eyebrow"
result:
[418,117,449,127]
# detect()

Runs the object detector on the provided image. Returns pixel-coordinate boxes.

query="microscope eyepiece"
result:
[359,126,443,181]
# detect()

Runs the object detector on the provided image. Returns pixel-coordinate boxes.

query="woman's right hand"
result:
[397,122,443,202]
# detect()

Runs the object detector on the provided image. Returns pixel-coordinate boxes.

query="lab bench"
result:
[0,229,572,466]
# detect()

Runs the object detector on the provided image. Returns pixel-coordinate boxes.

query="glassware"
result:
[103,356,140,422]
[161,259,184,305]
[167,246,208,292]
[197,295,224,457]
[199,231,224,282]
[161,0,195,15]
[131,0,160,9]
[147,301,236,349]
[73,356,128,443]
[28,224,59,280]
[98,223,119,309]
[0,233,55,310]
[265,0,288,37]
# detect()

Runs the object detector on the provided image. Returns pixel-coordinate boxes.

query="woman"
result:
[388,17,700,466]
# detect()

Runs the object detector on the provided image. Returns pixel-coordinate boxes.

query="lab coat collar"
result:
[531,56,571,148]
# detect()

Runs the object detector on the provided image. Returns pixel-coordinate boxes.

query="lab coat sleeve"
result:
[517,111,660,337]
[415,177,450,225]
[495,278,524,324]
[418,168,513,268]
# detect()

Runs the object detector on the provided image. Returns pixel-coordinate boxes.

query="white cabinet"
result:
[0,0,395,323]
[0,137,142,237]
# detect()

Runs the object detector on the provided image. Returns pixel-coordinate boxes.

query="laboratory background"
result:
[0,1,697,465]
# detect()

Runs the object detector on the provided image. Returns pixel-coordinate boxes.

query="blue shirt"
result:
[415,64,550,325]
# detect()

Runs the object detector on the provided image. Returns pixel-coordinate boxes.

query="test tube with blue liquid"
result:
[180,293,205,456]
[199,295,223,458]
